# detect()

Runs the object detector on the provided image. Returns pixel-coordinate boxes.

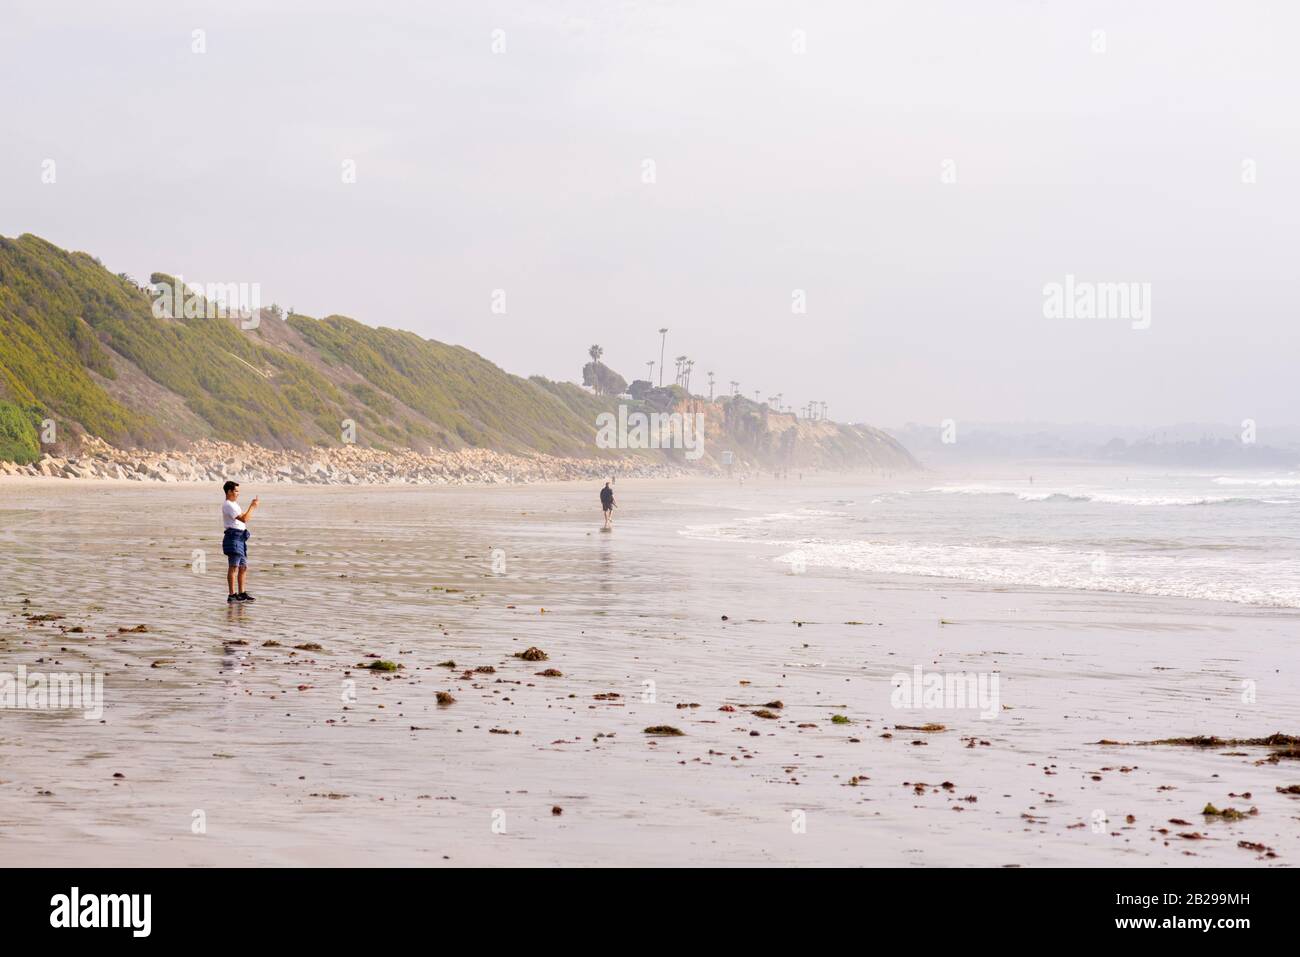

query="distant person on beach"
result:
[599,481,615,527]
[221,480,259,602]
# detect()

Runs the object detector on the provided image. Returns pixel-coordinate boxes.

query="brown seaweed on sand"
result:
[1104,733,1299,748]
[1238,840,1278,858]
[644,725,684,736]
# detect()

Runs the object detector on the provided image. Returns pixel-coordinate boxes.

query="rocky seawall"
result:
[0,437,692,486]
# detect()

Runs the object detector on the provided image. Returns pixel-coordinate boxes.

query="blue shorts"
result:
[222,528,249,568]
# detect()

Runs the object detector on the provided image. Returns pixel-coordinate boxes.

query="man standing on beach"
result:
[599,481,615,528]
[222,480,259,602]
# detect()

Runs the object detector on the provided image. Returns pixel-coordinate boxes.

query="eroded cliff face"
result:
[631,396,918,473]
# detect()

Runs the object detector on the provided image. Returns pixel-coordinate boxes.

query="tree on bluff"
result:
[582,347,628,396]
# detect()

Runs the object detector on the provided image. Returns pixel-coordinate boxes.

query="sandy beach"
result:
[1,474,1297,866]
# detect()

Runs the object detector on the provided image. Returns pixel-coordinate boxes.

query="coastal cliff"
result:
[0,234,917,483]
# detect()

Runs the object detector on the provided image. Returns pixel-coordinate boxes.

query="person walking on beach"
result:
[222,480,259,602]
[599,480,616,528]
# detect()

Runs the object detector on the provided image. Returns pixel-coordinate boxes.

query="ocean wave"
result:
[1213,476,1300,488]
[925,485,1289,507]
[761,537,1300,609]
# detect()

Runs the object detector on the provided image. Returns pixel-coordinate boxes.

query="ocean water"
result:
[680,467,1300,609]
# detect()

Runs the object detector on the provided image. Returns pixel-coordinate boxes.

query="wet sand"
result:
[1,476,1297,866]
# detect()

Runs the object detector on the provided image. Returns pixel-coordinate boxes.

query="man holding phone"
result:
[221,480,260,602]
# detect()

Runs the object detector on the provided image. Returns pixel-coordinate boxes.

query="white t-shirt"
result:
[222,500,246,531]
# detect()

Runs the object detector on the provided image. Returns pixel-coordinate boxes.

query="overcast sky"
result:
[3,1,1296,430]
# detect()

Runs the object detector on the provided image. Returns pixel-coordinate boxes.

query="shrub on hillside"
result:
[0,400,40,464]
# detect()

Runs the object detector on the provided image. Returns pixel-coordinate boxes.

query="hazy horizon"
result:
[3,0,1296,429]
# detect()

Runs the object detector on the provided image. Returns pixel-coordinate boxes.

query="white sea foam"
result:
[924,485,1289,507]
[766,537,1300,608]
[1212,476,1300,488]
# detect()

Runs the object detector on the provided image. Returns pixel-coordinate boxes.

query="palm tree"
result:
[658,328,668,386]
[730,381,739,397]
[585,345,605,394]
[685,359,695,393]
[646,360,655,384]
[707,371,715,400]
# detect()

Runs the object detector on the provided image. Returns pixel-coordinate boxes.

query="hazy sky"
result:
[3,1,1296,430]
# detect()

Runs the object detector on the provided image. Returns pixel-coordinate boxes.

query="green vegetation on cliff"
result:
[0,234,617,456]
[0,399,41,464]
[0,232,917,472]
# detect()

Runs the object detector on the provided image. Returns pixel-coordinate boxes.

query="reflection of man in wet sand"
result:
[599,481,615,528]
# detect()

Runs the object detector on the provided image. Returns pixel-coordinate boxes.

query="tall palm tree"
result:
[586,345,605,394]
[730,380,739,397]
[657,328,668,386]
[646,360,654,384]
[707,371,715,400]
